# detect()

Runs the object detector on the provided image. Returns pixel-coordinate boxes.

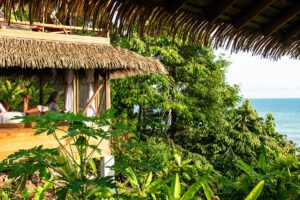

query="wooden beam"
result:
[282,24,300,41]
[206,0,237,23]
[83,80,105,115]
[233,0,276,29]
[47,30,70,34]
[0,17,102,32]
[263,2,300,36]
[105,71,111,110]
[0,29,110,45]
[97,86,106,115]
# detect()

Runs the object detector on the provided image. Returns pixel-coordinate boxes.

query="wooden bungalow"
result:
[0,23,165,160]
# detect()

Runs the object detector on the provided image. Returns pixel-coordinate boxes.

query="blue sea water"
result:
[249,98,300,146]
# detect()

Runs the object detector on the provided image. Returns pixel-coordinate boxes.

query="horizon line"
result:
[245,97,300,99]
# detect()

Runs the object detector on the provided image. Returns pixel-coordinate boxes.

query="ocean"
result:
[250,98,300,146]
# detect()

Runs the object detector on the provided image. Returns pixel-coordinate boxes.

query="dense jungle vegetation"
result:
[111,35,300,199]
[0,34,299,199]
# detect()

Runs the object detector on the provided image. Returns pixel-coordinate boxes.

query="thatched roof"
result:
[0,29,166,79]
[1,0,299,60]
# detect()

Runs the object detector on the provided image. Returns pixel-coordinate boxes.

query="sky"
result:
[216,50,300,99]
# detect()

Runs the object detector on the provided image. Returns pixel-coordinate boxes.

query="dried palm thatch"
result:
[0,29,166,79]
[1,0,299,60]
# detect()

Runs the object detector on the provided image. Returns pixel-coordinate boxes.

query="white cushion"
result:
[0,103,7,113]
[37,105,49,112]
[0,112,26,124]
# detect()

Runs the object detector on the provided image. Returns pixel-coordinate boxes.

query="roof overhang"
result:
[2,0,298,60]
[0,29,166,79]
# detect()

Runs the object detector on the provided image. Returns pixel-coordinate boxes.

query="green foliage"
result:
[0,111,126,199]
[0,189,11,200]
[235,145,300,200]
[117,167,164,198]
[0,78,64,110]
[0,79,27,110]
[245,180,265,200]
[201,182,214,200]
[113,136,216,199]
[111,33,299,199]
[112,35,240,140]
[164,173,212,200]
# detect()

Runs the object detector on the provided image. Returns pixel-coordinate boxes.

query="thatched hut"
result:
[0,27,165,160]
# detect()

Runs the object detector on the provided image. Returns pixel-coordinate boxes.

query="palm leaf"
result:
[245,180,265,200]
[145,171,153,189]
[258,145,267,173]
[202,182,214,200]
[236,160,255,175]
[181,175,206,200]
[170,173,181,200]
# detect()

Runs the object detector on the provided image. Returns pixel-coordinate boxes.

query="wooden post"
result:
[97,86,106,115]
[101,70,114,180]
[73,71,79,113]
[94,71,100,114]
[83,80,104,115]
[105,71,111,110]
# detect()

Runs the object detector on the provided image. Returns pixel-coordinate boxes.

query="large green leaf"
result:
[34,177,54,200]
[174,153,182,167]
[170,173,181,200]
[202,182,214,200]
[0,190,11,200]
[181,176,206,200]
[125,167,140,190]
[236,160,255,175]
[258,145,267,173]
[245,180,265,200]
[145,171,153,189]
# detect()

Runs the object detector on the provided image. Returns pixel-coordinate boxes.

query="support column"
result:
[85,69,96,116]
[100,156,115,177]
[94,71,100,114]
[64,70,74,112]
[73,70,79,113]
[105,70,111,110]
[101,70,113,178]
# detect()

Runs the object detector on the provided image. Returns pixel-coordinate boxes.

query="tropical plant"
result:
[0,78,64,110]
[0,189,11,200]
[113,136,217,199]
[235,145,300,200]
[245,180,265,200]
[0,79,27,110]
[117,167,164,199]
[0,111,126,199]
[111,33,299,199]
[164,173,214,200]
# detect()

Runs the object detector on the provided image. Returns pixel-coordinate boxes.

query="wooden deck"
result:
[0,124,111,160]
